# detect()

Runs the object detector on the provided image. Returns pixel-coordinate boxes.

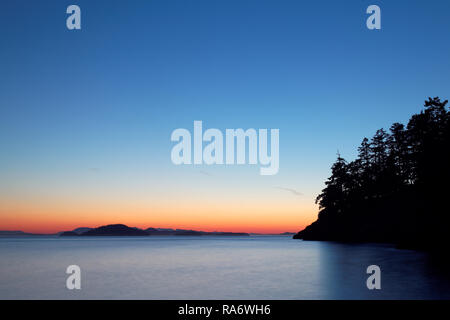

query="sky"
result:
[0,0,449,233]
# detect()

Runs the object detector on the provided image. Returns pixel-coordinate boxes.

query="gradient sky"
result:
[1,0,449,233]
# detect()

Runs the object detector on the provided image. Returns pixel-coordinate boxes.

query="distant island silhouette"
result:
[59,224,250,236]
[294,97,449,250]
[0,227,294,237]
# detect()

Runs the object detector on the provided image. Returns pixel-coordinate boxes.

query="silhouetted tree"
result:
[294,97,450,249]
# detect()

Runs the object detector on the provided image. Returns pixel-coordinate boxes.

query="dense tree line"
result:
[294,97,449,249]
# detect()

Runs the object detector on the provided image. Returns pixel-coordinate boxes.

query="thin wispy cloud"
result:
[274,187,303,197]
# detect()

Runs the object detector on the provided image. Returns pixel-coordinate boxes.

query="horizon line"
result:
[0,223,297,235]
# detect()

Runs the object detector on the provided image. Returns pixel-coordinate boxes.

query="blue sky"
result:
[1,0,449,232]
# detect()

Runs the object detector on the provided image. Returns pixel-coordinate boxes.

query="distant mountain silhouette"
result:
[294,97,449,250]
[0,231,27,235]
[145,227,249,236]
[57,224,250,236]
[249,232,296,236]
[0,230,52,237]
[59,231,79,237]
[71,227,92,234]
[79,224,149,236]
[146,227,191,235]
[210,232,249,236]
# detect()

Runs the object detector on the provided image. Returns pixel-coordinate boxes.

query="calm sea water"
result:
[0,236,449,299]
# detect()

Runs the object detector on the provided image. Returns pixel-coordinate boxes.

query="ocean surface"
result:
[1,236,449,299]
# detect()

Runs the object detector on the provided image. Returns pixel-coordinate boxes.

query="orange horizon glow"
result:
[0,183,319,234]
[0,203,317,234]
[0,214,314,234]
[0,223,310,235]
